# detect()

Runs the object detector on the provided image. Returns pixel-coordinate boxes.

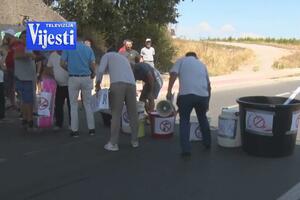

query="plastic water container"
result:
[237,96,300,157]
[122,102,145,138]
[189,116,211,142]
[149,111,175,139]
[217,107,242,148]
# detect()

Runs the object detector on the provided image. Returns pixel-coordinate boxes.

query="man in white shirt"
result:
[95,48,139,151]
[140,38,155,68]
[46,51,70,129]
[167,52,211,158]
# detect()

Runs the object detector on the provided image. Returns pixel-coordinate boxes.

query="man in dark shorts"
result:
[14,30,37,131]
[132,56,162,112]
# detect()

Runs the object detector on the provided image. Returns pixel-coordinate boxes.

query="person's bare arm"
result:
[166,72,178,100]
[90,61,96,79]
[60,60,68,71]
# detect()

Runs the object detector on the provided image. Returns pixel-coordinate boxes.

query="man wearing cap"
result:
[140,38,155,68]
[2,29,18,110]
[61,34,96,137]
[167,52,211,158]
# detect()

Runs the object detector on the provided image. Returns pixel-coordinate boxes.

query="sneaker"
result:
[89,129,95,136]
[104,142,119,151]
[131,141,139,148]
[70,131,79,138]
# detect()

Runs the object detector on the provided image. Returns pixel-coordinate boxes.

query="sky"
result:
[175,0,300,39]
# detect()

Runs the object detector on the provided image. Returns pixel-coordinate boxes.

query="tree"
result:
[52,0,186,70]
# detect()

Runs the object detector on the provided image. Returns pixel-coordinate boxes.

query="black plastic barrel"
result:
[237,96,300,157]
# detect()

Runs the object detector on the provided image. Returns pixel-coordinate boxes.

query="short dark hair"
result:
[134,55,141,64]
[185,52,198,58]
[107,46,117,53]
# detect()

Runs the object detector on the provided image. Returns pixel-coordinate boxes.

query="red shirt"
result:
[5,41,23,70]
[118,46,126,53]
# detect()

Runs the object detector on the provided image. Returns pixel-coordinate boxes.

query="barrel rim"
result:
[236,96,300,108]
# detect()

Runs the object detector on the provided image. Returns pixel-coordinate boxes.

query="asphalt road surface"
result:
[1,79,300,200]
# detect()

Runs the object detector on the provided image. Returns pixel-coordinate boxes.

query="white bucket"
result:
[217,107,241,148]
[122,102,145,134]
[189,116,211,142]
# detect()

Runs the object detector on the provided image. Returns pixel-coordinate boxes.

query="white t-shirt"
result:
[141,47,155,62]
[96,52,136,85]
[170,56,210,97]
[47,52,69,86]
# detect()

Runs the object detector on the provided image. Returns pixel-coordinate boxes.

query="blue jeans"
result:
[177,94,211,153]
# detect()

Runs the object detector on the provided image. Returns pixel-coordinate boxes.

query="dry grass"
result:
[273,52,300,69]
[173,39,254,76]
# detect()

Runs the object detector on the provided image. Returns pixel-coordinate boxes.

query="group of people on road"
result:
[0,28,211,157]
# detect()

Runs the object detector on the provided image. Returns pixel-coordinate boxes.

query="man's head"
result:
[134,55,141,64]
[84,39,92,48]
[125,40,133,51]
[185,52,198,59]
[145,38,152,48]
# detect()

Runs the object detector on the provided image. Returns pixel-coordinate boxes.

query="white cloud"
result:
[240,32,264,38]
[198,22,213,33]
[176,22,238,39]
[220,24,236,34]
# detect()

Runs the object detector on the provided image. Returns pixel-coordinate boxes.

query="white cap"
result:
[3,29,16,37]
[145,38,151,42]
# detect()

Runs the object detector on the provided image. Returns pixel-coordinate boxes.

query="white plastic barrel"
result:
[122,102,145,137]
[217,107,241,147]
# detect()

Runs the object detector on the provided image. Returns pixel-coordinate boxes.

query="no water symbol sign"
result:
[37,92,52,117]
[246,110,274,136]
[154,116,175,135]
[291,111,300,131]
[39,97,49,110]
[160,120,172,132]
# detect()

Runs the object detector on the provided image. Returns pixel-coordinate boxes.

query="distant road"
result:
[215,42,294,73]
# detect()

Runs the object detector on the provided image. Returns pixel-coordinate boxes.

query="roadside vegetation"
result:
[210,37,300,50]
[173,39,254,76]
[272,52,300,69]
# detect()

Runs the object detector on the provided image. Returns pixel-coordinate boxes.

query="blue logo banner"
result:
[26,21,77,51]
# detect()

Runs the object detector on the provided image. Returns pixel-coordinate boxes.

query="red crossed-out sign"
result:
[160,120,172,132]
[253,115,265,129]
[39,97,49,111]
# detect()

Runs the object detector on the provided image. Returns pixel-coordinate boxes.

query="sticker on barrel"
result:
[246,110,274,136]
[190,123,203,141]
[218,117,236,139]
[154,116,175,135]
[290,111,300,132]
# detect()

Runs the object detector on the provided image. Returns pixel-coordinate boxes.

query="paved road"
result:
[1,79,300,200]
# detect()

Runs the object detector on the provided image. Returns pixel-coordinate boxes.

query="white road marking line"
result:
[277,182,300,200]
[276,92,291,97]
[225,91,291,109]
